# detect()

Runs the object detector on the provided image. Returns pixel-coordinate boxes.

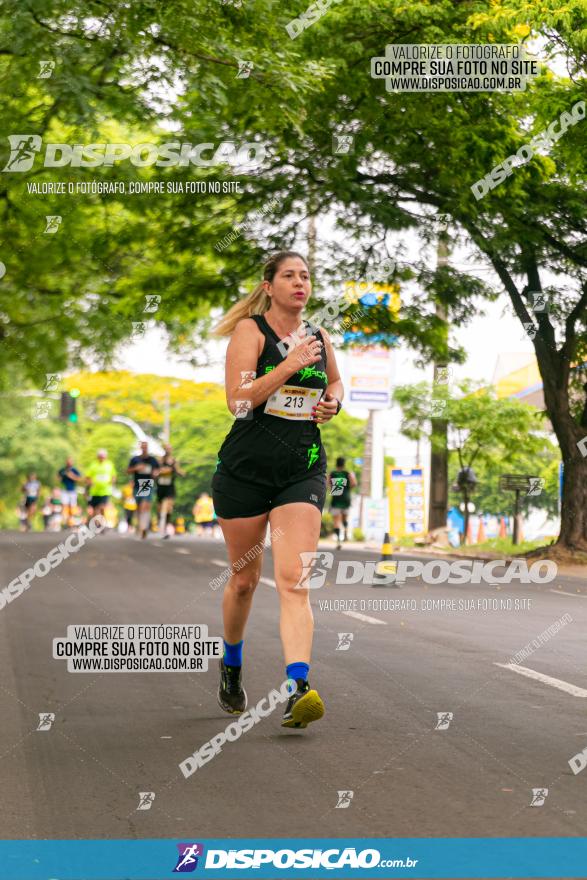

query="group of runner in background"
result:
[18,441,220,539]
[19,449,357,543]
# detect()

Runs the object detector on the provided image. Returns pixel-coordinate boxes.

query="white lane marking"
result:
[259,577,276,589]
[342,610,387,626]
[494,663,587,698]
[550,589,587,598]
[211,559,229,567]
[175,548,190,555]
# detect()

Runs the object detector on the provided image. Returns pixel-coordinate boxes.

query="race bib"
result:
[158,476,172,486]
[264,385,323,420]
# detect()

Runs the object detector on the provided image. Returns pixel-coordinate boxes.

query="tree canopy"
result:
[393,380,560,517]
[1,0,586,548]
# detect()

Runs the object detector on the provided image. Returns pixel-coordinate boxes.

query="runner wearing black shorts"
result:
[211,251,344,729]
[157,444,185,538]
[329,456,358,549]
[127,441,160,540]
[21,473,41,531]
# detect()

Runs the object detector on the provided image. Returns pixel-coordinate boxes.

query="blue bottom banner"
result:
[1,838,587,879]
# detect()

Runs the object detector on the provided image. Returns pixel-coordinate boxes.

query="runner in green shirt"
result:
[85,449,116,522]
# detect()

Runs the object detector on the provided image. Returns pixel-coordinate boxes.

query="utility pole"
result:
[370,409,384,499]
[428,230,450,532]
[359,409,374,527]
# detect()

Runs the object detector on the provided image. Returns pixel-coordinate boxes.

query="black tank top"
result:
[329,469,352,507]
[216,314,328,486]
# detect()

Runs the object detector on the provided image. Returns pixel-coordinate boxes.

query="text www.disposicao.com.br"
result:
[70,657,200,671]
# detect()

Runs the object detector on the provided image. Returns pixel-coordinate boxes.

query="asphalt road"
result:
[0,530,586,842]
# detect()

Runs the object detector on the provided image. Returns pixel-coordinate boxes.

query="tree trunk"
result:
[535,347,587,552]
[359,409,374,531]
[428,235,449,532]
[429,400,448,530]
[556,455,587,550]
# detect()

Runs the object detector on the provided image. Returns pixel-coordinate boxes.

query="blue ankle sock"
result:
[286,661,309,684]
[223,639,243,667]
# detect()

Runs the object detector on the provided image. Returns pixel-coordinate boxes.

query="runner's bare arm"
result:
[224,318,322,415]
[322,328,343,401]
[313,328,343,423]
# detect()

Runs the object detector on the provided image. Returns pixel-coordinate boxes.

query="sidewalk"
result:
[318,537,587,580]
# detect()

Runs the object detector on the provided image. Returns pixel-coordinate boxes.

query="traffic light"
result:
[59,391,78,423]
[456,467,477,491]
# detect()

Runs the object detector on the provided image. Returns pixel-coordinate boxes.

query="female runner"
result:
[211,251,344,729]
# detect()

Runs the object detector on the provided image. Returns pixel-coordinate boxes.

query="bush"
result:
[396,535,417,547]
[320,511,333,537]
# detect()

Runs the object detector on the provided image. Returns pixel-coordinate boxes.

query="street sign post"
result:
[343,281,400,529]
[499,474,541,545]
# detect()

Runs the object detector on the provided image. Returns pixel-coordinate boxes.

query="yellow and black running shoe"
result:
[281,679,324,729]
[217,659,247,714]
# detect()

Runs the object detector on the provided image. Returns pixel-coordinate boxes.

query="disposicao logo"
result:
[173,842,204,872]
[2,135,267,172]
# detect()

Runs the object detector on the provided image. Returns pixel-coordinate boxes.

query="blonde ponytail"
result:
[211,250,309,337]
[211,282,270,337]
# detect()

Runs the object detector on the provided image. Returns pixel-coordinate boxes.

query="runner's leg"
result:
[138,500,150,535]
[342,510,349,541]
[268,502,321,665]
[270,501,325,728]
[216,512,268,644]
[332,510,342,546]
[164,497,174,535]
[159,496,171,534]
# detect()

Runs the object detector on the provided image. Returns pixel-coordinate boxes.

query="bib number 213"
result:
[285,395,304,408]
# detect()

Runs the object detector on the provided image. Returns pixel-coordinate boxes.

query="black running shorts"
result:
[212,463,327,519]
[156,485,175,501]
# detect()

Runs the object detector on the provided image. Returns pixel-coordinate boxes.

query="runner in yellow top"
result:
[121,482,137,533]
[193,492,215,536]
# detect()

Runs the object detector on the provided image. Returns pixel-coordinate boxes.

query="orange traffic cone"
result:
[476,517,486,544]
[465,518,473,545]
[499,516,507,539]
